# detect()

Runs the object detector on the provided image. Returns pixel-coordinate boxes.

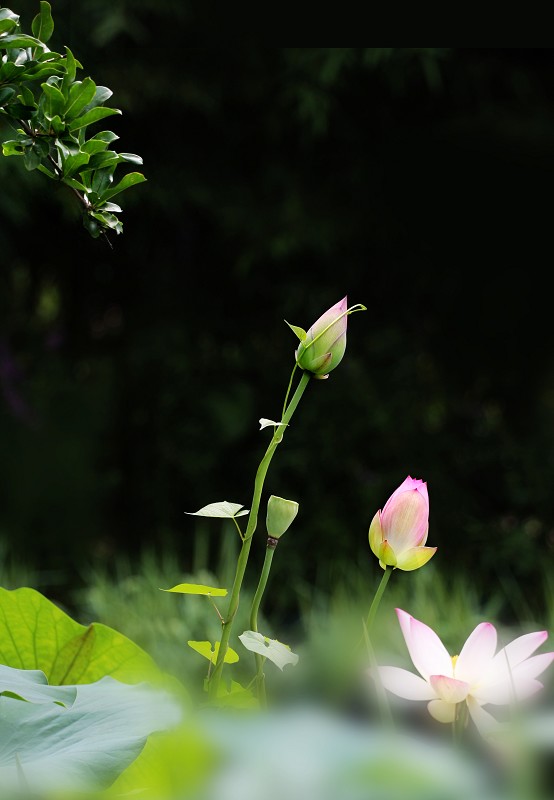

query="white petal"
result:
[491,631,548,674]
[396,609,453,681]
[376,666,435,700]
[430,674,470,703]
[427,699,456,723]
[467,696,500,738]
[455,622,497,686]
[512,652,554,683]
[473,677,544,705]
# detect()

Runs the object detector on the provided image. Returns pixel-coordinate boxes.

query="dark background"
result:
[1,21,553,621]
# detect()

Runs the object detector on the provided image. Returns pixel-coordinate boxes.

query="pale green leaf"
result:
[185,501,249,519]
[0,587,160,685]
[0,663,76,706]
[0,677,181,793]
[238,631,299,670]
[161,583,227,597]
[187,641,239,664]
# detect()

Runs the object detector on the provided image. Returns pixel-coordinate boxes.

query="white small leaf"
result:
[185,501,249,518]
[238,631,299,671]
[259,418,289,431]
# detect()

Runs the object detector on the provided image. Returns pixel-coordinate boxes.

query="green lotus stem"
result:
[365,566,393,632]
[364,566,394,729]
[249,544,276,706]
[208,370,311,699]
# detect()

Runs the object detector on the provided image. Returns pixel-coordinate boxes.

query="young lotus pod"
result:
[287,296,366,379]
[266,495,299,539]
[369,476,436,571]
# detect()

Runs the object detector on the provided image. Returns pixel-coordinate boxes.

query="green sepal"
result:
[285,320,307,341]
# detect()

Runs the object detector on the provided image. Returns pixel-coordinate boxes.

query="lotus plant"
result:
[375,609,554,738]
[369,476,436,571]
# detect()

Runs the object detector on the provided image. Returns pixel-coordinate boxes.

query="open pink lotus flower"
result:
[369,476,436,571]
[375,609,554,737]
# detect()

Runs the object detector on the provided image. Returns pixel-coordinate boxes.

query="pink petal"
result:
[455,623,497,686]
[395,609,453,681]
[430,674,470,703]
[384,476,429,509]
[381,490,429,553]
[376,666,435,700]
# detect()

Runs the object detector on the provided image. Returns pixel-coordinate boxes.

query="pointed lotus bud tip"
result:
[266,494,299,539]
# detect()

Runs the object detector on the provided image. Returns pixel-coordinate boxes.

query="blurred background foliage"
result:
[1,18,554,642]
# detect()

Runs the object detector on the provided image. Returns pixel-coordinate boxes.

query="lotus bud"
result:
[286,296,366,379]
[266,495,299,540]
[369,476,437,571]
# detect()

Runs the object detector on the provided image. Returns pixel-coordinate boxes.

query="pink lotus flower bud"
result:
[287,297,366,379]
[369,476,436,571]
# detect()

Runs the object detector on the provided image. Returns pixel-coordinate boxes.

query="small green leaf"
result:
[31,1,54,43]
[100,201,122,213]
[187,641,239,665]
[81,85,113,113]
[68,106,121,131]
[81,139,109,156]
[50,114,65,135]
[0,61,25,81]
[118,152,143,165]
[91,166,114,196]
[62,46,77,88]
[17,85,35,106]
[4,102,35,119]
[2,140,25,157]
[0,9,19,24]
[99,170,146,201]
[238,631,299,670]
[0,87,15,106]
[185,501,249,519]
[23,145,42,171]
[41,81,65,117]
[90,211,123,234]
[65,77,96,119]
[36,163,57,179]
[214,680,258,708]
[0,34,45,48]
[161,583,228,597]
[285,321,307,341]
[91,130,119,144]
[0,18,17,35]
[63,151,90,177]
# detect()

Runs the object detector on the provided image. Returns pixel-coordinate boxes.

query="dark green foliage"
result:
[0,2,145,238]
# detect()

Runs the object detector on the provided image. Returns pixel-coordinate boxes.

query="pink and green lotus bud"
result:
[266,495,299,539]
[286,296,366,379]
[369,476,436,571]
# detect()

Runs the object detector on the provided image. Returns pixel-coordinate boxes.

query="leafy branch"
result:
[0,2,146,239]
